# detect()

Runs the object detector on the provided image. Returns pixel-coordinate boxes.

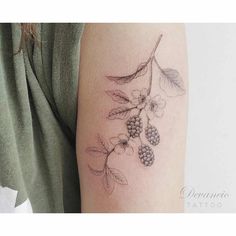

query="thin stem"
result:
[146,113,150,126]
[146,35,163,96]
[137,102,147,116]
[138,136,143,145]
[128,104,141,112]
[103,147,115,170]
[137,108,142,116]
[150,34,163,59]
[103,135,131,170]
[153,56,163,72]
[147,58,153,95]
[139,34,163,68]
[127,106,137,111]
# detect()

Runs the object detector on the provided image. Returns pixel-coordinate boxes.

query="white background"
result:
[185,24,236,212]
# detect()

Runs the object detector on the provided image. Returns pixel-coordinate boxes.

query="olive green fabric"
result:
[0,23,84,212]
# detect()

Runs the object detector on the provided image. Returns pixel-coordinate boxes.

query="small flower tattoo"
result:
[110,134,134,155]
[145,95,166,120]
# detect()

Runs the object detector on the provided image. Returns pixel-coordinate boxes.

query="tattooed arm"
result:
[76,24,188,212]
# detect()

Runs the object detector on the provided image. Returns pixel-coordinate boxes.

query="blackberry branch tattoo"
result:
[86,34,186,194]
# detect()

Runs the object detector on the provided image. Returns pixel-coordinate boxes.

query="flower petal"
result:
[137,102,146,109]
[141,88,148,96]
[152,94,161,102]
[114,144,125,155]
[127,138,136,146]
[131,90,141,98]
[110,137,120,146]
[145,95,151,102]
[144,104,150,113]
[125,146,134,155]
[118,133,129,141]
[157,98,166,109]
[154,109,164,118]
[146,109,155,120]
[131,98,139,106]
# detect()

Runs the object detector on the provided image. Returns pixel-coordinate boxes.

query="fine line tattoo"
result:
[86,34,186,194]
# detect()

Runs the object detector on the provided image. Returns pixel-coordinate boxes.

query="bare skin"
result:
[76,24,188,212]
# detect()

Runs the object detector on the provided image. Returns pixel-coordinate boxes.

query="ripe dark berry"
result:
[145,125,160,146]
[138,144,155,167]
[126,115,143,138]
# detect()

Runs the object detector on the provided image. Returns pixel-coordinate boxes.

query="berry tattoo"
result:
[86,34,186,194]
[126,115,143,138]
[145,125,160,146]
[138,145,155,167]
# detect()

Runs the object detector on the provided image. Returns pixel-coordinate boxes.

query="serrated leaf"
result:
[102,172,114,195]
[86,146,107,157]
[106,90,130,104]
[108,168,128,185]
[106,62,148,85]
[159,68,185,97]
[107,107,131,120]
[88,165,104,176]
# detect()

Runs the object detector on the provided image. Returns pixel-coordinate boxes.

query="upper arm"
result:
[76,23,188,212]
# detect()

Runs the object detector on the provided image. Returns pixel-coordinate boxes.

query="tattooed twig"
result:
[150,34,163,59]
[86,34,185,194]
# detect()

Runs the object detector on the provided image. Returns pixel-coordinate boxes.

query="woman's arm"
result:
[76,23,188,212]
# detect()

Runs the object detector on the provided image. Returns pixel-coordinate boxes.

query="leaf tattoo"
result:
[108,168,128,185]
[106,90,130,104]
[159,68,185,97]
[102,169,115,194]
[88,165,104,176]
[86,34,186,194]
[86,147,107,157]
[97,134,110,153]
[107,106,132,120]
[106,61,148,85]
